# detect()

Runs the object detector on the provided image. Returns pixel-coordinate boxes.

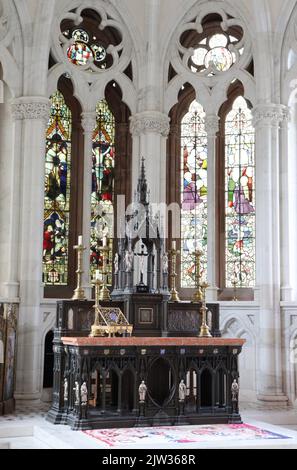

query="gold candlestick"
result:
[72,241,86,300]
[89,278,103,337]
[99,245,111,301]
[192,249,203,303]
[232,271,238,301]
[169,247,180,302]
[198,281,212,337]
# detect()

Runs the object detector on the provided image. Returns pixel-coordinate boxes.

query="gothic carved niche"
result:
[169,5,252,86]
[51,2,133,83]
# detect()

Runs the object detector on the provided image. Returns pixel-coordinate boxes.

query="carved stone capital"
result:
[205,115,219,136]
[11,97,50,122]
[81,112,97,133]
[252,104,288,128]
[4,303,18,330]
[130,111,170,137]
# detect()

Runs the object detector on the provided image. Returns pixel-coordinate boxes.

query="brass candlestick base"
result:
[169,248,180,302]
[198,307,212,337]
[99,285,111,302]
[169,287,180,302]
[72,243,86,300]
[198,281,212,338]
[192,288,203,303]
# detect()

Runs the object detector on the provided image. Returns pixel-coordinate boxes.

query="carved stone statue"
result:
[179,379,187,402]
[162,252,169,274]
[125,250,134,272]
[114,253,119,274]
[231,379,239,402]
[64,377,68,401]
[73,381,80,406]
[80,381,88,405]
[138,380,147,402]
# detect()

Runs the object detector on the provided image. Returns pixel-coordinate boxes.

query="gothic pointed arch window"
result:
[43,91,72,286]
[224,96,255,288]
[180,100,208,288]
[90,100,115,284]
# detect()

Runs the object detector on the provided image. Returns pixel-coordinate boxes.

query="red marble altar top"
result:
[61,337,245,347]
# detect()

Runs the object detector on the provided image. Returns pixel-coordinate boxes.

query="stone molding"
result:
[11,97,50,122]
[130,111,170,137]
[81,112,97,133]
[205,115,219,136]
[252,104,289,128]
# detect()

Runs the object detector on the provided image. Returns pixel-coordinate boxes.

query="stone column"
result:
[130,111,170,205]
[12,97,50,401]
[81,112,97,299]
[252,104,288,403]
[2,104,23,299]
[279,106,292,301]
[205,115,219,301]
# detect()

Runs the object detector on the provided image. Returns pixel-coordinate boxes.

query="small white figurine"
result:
[179,379,187,402]
[125,250,133,272]
[138,380,147,402]
[114,253,119,274]
[162,252,169,273]
[80,381,88,405]
[231,379,239,401]
[64,377,68,401]
[73,381,80,405]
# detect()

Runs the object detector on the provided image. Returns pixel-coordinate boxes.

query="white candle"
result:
[172,240,176,250]
[78,235,83,246]
[95,269,100,280]
[103,236,107,247]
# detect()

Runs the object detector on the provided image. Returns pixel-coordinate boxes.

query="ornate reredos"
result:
[50,0,133,86]
[168,2,252,90]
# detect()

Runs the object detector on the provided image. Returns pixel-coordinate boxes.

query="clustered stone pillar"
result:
[252,104,288,403]
[205,114,219,301]
[11,97,50,400]
[279,106,292,301]
[81,112,97,298]
[2,101,23,299]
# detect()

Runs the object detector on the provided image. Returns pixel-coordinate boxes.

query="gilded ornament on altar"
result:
[90,306,133,338]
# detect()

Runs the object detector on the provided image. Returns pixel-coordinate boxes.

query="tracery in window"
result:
[43,91,72,286]
[225,96,255,288]
[190,32,241,74]
[180,100,207,288]
[65,28,107,69]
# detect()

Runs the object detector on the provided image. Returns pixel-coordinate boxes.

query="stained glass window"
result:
[181,101,208,288]
[225,96,255,288]
[66,28,107,69]
[90,100,115,284]
[43,91,72,285]
[190,33,239,74]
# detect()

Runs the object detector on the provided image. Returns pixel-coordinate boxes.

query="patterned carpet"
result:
[83,423,292,448]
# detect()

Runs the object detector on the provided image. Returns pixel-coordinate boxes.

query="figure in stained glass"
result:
[90,100,115,283]
[225,96,255,287]
[180,100,208,288]
[43,91,72,286]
